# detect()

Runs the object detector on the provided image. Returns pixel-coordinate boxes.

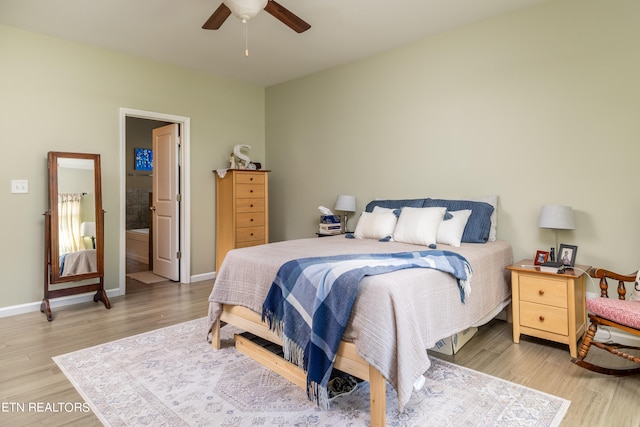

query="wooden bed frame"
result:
[211,304,388,427]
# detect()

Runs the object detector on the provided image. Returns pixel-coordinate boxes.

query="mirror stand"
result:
[42,152,111,321]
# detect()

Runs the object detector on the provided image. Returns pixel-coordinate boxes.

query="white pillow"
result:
[353,211,398,240]
[393,207,447,247]
[472,195,497,241]
[372,206,395,214]
[437,209,472,247]
[372,205,401,217]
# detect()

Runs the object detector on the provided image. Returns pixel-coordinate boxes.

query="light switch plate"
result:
[11,179,28,194]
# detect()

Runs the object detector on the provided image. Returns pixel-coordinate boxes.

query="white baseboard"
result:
[0,271,216,319]
[190,271,215,283]
[0,288,122,319]
[593,326,640,347]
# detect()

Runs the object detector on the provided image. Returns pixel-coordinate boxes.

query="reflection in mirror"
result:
[42,152,109,321]
[57,158,98,276]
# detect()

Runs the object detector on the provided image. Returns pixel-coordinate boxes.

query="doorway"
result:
[119,108,191,295]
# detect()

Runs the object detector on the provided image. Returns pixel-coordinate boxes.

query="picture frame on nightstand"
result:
[558,244,578,267]
[534,250,549,265]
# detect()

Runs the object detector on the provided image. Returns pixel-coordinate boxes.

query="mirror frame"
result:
[47,151,104,284]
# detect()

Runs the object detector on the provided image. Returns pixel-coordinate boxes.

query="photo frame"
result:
[558,244,578,267]
[534,250,549,265]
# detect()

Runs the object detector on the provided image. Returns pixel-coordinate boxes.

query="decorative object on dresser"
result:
[571,267,640,375]
[507,260,591,358]
[538,204,575,261]
[42,152,109,321]
[334,194,356,233]
[215,169,269,272]
[233,144,252,169]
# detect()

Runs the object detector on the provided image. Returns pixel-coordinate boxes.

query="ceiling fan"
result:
[202,0,311,33]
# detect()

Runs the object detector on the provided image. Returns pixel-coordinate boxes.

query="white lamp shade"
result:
[80,221,96,237]
[335,194,356,213]
[223,0,268,20]
[538,205,575,230]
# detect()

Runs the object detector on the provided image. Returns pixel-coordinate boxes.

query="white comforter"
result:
[208,236,512,409]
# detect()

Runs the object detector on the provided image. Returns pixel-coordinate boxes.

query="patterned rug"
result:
[53,318,569,426]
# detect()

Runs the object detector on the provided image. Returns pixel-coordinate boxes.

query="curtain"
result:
[58,193,82,254]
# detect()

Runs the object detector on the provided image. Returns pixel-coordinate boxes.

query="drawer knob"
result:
[250,189,254,193]
[250,218,254,222]
[250,233,254,236]
[250,177,253,181]
[538,290,545,296]
[250,204,254,208]
[539,316,545,322]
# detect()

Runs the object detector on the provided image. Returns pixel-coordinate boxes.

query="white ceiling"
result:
[0,0,546,87]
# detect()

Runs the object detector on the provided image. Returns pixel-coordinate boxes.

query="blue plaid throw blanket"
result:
[261,250,472,408]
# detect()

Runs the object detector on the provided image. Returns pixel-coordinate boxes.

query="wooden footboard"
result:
[211,304,386,427]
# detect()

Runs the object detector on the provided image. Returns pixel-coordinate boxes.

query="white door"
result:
[152,124,180,281]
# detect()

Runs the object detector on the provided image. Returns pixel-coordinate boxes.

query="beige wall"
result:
[0,25,265,309]
[265,0,640,281]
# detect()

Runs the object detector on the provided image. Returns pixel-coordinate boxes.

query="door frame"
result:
[119,108,191,294]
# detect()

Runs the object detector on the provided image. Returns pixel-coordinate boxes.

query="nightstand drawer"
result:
[519,275,568,308]
[520,301,568,335]
[236,212,265,227]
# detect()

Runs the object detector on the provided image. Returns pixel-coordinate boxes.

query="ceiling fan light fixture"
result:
[223,0,268,21]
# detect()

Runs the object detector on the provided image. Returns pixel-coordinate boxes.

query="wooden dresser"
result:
[215,170,269,272]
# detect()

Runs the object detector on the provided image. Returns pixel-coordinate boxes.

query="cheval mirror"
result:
[42,151,110,321]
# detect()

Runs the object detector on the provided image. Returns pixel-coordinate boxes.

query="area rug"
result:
[53,318,569,427]
[125,270,167,284]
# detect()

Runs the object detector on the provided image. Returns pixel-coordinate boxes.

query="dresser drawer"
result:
[520,301,568,335]
[236,212,265,227]
[236,184,265,199]
[235,198,265,213]
[236,226,265,243]
[235,173,265,185]
[519,275,567,308]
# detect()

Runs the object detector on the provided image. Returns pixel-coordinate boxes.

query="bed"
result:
[207,197,512,427]
[60,249,97,276]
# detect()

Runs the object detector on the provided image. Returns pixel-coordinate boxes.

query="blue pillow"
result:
[364,199,425,213]
[423,198,494,243]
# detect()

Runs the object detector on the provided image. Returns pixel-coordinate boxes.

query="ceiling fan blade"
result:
[202,3,232,30]
[264,0,311,33]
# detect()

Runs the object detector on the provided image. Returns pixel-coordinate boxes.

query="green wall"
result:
[0,25,265,309]
[2,0,639,312]
[265,0,640,278]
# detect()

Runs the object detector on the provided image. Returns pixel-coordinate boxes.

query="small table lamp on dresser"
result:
[538,204,575,261]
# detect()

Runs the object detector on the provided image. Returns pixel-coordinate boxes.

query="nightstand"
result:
[507,260,591,358]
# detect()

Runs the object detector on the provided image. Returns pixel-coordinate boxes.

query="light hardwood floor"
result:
[1,275,638,426]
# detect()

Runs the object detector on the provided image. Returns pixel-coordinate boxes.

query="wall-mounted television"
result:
[134,148,153,171]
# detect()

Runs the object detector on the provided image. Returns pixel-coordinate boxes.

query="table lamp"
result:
[335,194,356,233]
[538,205,575,260]
[80,221,97,249]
